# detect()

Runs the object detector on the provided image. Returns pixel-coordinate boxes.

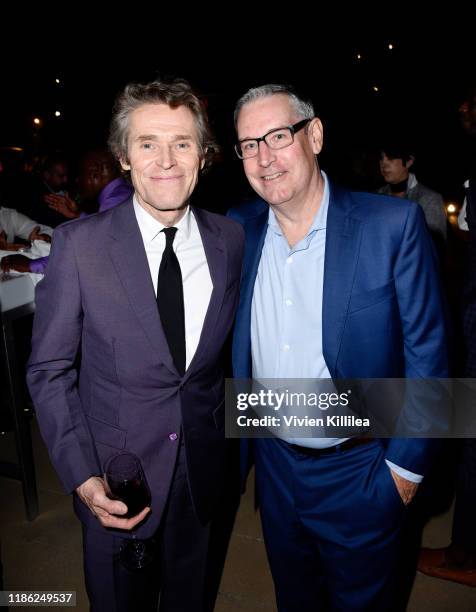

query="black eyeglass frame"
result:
[234,118,312,159]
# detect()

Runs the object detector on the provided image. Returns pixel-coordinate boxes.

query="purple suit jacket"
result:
[27,198,244,537]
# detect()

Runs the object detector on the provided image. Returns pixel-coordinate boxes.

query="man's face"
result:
[236,95,322,207]
[379,153,410,184]
[460,95,476,138]
[45,163,68,191]
[79,153,116,200]
[120,103,204,220]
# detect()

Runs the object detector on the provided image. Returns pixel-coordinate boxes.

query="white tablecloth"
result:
[0,240,50,287]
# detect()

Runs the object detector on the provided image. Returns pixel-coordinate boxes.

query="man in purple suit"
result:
[27,79,244,612]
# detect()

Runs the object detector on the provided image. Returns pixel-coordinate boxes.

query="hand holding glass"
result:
[104,452,155,570]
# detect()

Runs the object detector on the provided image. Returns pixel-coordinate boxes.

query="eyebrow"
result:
[136,134,159,142]
[170,134,194,142]
[135,134,194,142]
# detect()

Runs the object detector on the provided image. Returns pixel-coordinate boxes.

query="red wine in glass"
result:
[107,476,151,518]
[104,451,155,571]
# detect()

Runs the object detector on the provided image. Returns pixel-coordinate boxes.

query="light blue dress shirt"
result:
[250,173,421,482]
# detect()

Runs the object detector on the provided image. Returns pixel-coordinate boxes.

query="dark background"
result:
[1,17,474,209]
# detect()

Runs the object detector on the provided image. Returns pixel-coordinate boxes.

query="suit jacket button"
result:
[168,432,178,441]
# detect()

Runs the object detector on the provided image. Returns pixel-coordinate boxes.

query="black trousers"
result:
[451,302,476,556]
[82,441,211,612]
[452,438,476,554]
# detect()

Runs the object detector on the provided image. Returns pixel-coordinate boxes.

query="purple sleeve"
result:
[28,256,49,274]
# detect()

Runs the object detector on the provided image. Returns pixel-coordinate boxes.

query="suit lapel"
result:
[182,206,228,380]
[106,199,177,376]
[322,184,363,377]
[233,207,268,378]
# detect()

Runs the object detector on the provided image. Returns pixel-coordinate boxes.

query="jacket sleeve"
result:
[11,208,53,241]
[385,203,449,474]
[26,227,100,493]
[425,192,447,242]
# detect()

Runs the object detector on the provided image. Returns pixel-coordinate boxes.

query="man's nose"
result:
[156,146,175,169]
[256,140,276,166]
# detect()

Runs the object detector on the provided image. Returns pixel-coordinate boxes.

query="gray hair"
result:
[108,78,219,171]
[234,84,315,128]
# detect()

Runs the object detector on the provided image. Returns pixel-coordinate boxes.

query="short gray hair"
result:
[108,78,219,171]
[234,84,315,128]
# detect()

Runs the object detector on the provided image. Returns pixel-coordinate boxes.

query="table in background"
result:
[0,271,38,520]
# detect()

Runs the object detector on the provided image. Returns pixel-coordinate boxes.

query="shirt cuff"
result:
[385,459,423,483]
[28,257,48,274]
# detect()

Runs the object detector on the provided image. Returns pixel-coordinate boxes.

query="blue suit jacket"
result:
[27,199,244,536]
[228,181,448,477]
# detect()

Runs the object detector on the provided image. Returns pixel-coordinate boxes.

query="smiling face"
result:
[236,94,323,209]
[120,103,204,222]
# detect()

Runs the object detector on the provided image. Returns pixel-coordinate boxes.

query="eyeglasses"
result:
[234,118,311,159]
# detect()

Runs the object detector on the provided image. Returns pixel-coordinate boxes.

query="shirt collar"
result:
[407,173,418,190]
[267,170,330,237]
[98,177,128,207]
[133,196,191,243]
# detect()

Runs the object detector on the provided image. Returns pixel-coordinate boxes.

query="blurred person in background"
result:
[378,143,447,259]
[418,81,476,588]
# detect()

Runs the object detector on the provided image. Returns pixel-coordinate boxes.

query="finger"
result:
[98,506,151,530]
[94,506,111,518]
[126,506,151,525]
[94,494,128,516]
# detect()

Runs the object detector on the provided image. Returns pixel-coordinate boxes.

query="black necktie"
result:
[157,227,186,375]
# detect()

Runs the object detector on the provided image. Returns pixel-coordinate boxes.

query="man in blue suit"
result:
[228,84,448,611]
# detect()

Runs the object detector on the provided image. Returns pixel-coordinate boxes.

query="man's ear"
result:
[119,157,131,171]
[309,118,324,155]
[405,156,415,169]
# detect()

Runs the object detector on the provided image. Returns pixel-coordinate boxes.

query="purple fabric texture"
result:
[98,177,133,213]
[27,201,244,537]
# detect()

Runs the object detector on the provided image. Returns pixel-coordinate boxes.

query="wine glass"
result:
[104,451,155,571]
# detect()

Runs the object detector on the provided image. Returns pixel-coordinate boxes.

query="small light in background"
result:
[447,203,457,214]
[356,53,362,60]
[388,43,394,50]
[33,117,41,126]
[373,86,379,92]
[55,78,61,84]
[55,110,61,117]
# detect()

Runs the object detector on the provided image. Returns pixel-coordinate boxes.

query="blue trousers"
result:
[254,439,406,611]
